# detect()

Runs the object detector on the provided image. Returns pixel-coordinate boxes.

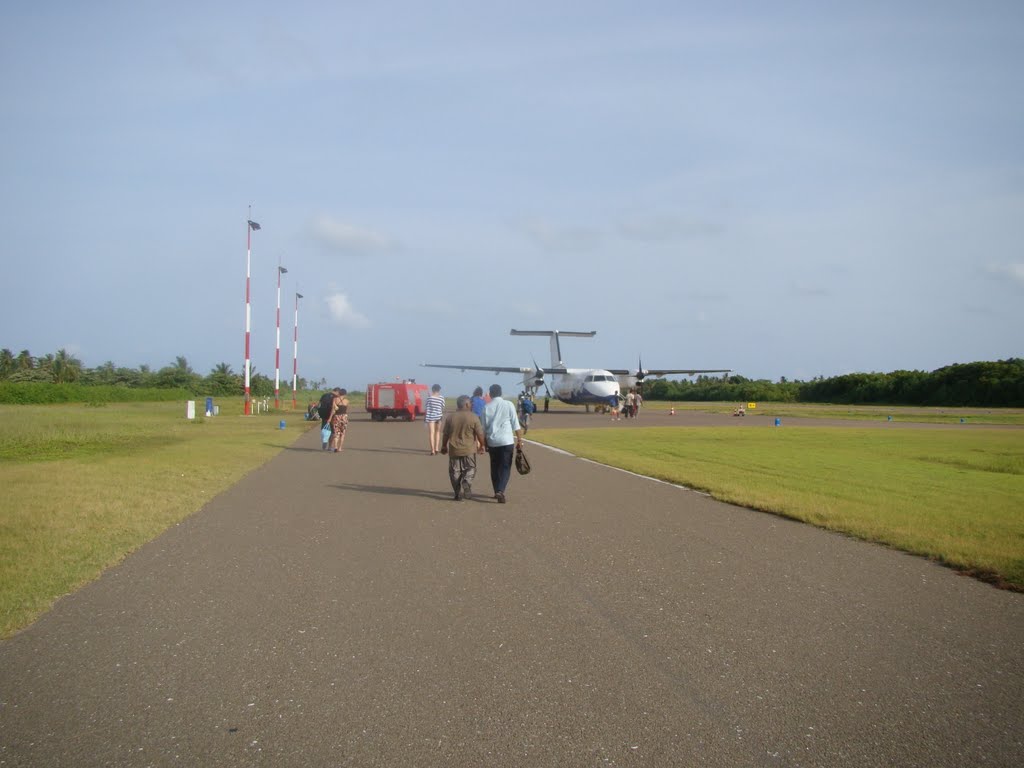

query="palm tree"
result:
[52,348,82,383]
[90,360,116,385]
[155,356,199,390]
[0,348,14,378]
[16,350,34,370]
[207,362,240,395]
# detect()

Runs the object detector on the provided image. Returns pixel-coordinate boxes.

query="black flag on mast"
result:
[248,219,261,231]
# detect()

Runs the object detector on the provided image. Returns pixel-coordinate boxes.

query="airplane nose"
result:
[587,382,617,398]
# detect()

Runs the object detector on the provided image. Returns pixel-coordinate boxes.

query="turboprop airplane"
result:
[422,329,730,408]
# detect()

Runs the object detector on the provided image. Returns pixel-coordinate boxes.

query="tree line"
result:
[641,358,1024,408]
[3,348,1022,407]
[0,348,324,398]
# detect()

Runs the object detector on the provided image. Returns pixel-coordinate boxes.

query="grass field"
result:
[530,425,1024,590]
[635,401,1024,426]
[0,400,315,638]
[2,399,1022,638]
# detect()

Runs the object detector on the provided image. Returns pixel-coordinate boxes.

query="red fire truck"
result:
[365,381,428,421]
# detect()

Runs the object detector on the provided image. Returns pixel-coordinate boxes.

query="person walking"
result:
[440,395,486,500]
[481,383,523,503]
[470,386,486,420]
[328,388,350,452]
[610,392,622,421]
[318,387,341,450]
[518,393,535,433]
[424,384,446,455]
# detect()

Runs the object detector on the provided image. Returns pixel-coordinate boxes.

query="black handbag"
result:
[515,443,531,475]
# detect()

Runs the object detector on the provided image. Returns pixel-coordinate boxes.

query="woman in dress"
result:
[329,388,349,452]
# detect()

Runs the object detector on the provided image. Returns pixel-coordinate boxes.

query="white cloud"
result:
[325,292,370,328]
[618,214,720,242]
[399,299,459,318]
[983,262,1024,289]
[789,282,831,298]
[520,219,602,253]
[311,215,396,254]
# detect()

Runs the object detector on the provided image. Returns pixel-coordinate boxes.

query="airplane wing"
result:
[421,363,570,375]
[606,368,731,377]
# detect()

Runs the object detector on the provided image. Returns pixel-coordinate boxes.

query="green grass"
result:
[640,400,1024,426]
[0,400,316,637]
[531,426,1024,589]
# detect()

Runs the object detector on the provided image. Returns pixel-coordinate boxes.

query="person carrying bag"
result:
[515,442,531,475]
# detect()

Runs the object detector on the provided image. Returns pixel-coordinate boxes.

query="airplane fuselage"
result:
[549,369,620,406]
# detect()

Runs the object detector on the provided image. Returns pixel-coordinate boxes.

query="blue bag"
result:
[321,425,332,443]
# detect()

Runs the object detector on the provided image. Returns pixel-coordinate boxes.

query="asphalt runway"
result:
[1,410,1022,766]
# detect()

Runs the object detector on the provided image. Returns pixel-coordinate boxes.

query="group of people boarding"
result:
[316,382,525,503]
[424,383,524,504]
[611,388,643,421]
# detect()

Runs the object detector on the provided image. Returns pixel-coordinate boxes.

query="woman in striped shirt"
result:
[424,384,446,455]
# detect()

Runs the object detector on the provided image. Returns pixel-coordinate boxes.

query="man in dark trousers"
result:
[481,384,524,504]
[440,395,486,501]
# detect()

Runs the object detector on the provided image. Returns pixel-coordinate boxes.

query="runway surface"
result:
[1,410,1022,766]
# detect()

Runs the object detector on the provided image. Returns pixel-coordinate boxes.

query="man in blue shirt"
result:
[481,383,524,504]
[471,386,486,420]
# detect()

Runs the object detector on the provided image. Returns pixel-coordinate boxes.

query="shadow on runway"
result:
[350,447,429,455]
[280,445,427,454]
[329,483,461,500]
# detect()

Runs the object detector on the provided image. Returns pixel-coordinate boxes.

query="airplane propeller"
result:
[521,357,546,394]
[634,357,650,382]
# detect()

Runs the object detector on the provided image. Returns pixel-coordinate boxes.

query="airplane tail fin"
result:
[510,329,596,369]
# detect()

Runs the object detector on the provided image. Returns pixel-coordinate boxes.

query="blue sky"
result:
[2,1,1021,393]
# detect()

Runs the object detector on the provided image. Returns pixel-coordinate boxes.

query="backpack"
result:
[522,399,535,414]
[318,392,334,419]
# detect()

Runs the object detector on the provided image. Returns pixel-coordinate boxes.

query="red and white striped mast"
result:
[244,208,261,416]
[274,262,288,409]
[292,291,304,408]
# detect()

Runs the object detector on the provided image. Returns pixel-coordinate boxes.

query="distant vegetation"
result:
[2,347,1022,407]
[643,358,1024,408]
[0,347,328,404]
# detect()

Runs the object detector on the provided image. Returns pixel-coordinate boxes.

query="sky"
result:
[2,1,1022,394]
